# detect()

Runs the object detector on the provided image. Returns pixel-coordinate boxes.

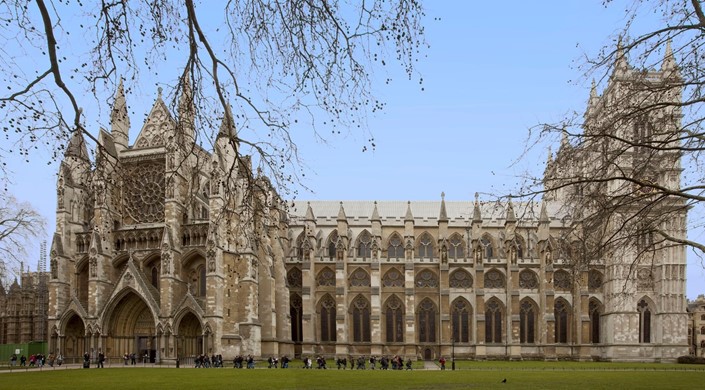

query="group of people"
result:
[266,356,290,368]
[84,352,106,368]
[335,355,412,370]
[194,354,226,368]
[232,355,256,369]
[9,353,59,368]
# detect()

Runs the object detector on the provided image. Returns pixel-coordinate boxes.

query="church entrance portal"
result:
[177,312,203,359]
[106,292,156,362]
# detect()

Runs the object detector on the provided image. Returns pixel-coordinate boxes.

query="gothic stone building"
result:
[49,47,689,362]
[0,271,49,344]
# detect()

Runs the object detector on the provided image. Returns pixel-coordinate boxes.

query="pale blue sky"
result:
[5,1,703,298]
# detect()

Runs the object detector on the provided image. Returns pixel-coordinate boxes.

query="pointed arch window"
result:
[589,299,601,344]
[484,269,505,289]
[387,234,404,260]
[296,234,306,260]
[197,265,206,297]
[485,299,502,343]
[637,299,651,343]
[451,299,471,343]
[287,268,302,288]
[320,295,337,342]
[352,296,371,342]
[481,236,493,259]
[349,268,371,287]
[418,232,434,259]
[553,270,572,291]
[418,299,436,343]
[357,230,372,259]
[448,234,464,259]
[514,237,525,259]
[151,266,159,289]
[385,295,404,343]
[520,299,536,344]
[327,231,339,261]
[415,270,439,288]
[588,270,603,291]
[382,268,404,288]
[317,268,336,287]
[449,269,473,289]
[554,299,570,343]
[519,269,538,289]
[290,294,303,342]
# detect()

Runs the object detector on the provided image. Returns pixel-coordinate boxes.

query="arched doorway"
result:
[177,312,203,358]
[424,347,433,361]
[105,292,156,362]
[64,314,86,360]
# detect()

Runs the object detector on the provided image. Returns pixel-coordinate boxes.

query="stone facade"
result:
[0,271,49,344]
[49,47,689,362]
[688,295,705,357]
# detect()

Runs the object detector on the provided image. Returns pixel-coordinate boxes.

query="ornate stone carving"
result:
[588,270,603,290]
[449,269,473,289]
[349,268,371,287]
[50,255,58,279]
[250,258,258,279]
[484,269,505,289]
[122,161,165,224]
[382,268,404,288]
[415,270,438,288]
[89,248,98,278]
[287,268,302,288]
[317,268,335,287]
[124,271,133,284]
[519,269,538,289]
[637,268,654,290]
[553,270,572,290]
[161,252,171,275]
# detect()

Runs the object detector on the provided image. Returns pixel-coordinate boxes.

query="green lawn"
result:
[1,363,703,389]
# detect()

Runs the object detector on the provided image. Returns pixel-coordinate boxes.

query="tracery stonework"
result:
[449,270,473,289]
[383,268,404,288]
[287,268,302,288]
[484,269,505,289]
[415,270,438,288]
[349,268,370,287]
[519,270,538,289]
[317,268,335,287]
[122,161,165,224]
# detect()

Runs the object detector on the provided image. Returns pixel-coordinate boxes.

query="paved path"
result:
[423,360,440,370]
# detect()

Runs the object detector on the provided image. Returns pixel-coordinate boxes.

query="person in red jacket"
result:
[439,356,446,370]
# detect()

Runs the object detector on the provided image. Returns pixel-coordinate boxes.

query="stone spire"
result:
[472,192,482,223]
[661,39,679,78]
[505,200,516,224]
[305,202,315,222]
[337,202,347,221]
[539,201,549,223]
[178,72,196,141]
[218,104,236,138]
[438,192,448,222]
[559,129,570,151]
[538,201,550,240]
[64,129,89,161]
[371,201,380,222]
[404,201,414,222]
[110,78,129,151]
[614,36,630,77]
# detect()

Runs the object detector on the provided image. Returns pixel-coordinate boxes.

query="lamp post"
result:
[451,336,455,370]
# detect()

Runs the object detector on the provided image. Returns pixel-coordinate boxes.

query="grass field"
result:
[1,362,703,389]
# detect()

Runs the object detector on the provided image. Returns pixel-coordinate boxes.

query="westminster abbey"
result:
[48,46,689,363]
